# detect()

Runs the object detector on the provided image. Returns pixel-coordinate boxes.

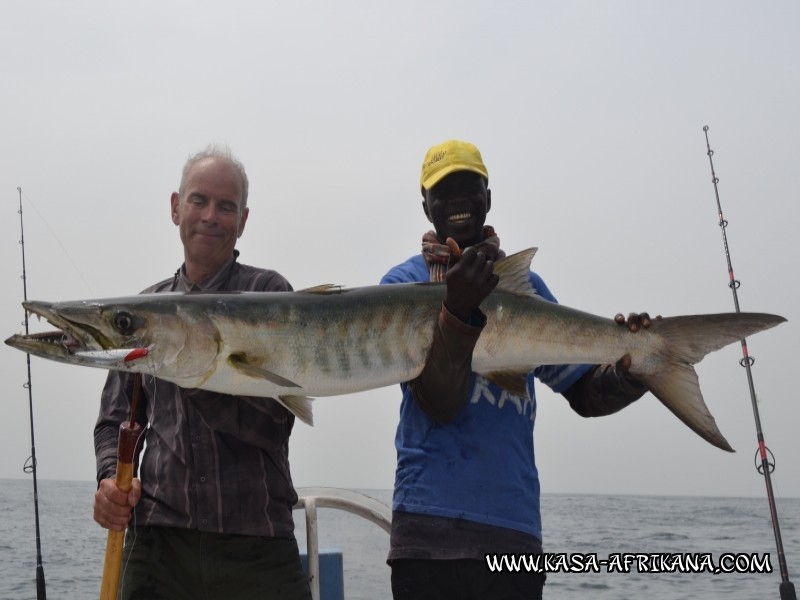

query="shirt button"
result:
[200,476,206,483]
[202,519,208,525]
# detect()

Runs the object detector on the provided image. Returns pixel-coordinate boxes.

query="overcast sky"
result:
[2,1,798,507]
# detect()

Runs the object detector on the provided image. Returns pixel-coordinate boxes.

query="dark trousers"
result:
[119,526,311,600]
[391,558,545,600]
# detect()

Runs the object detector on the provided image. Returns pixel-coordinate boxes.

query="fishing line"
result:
[702,126,796,600]
[118,421,147,600]
[16,186,48,600]
[17,187,95,296]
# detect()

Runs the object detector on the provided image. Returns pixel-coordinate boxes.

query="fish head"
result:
[5,294,220,384]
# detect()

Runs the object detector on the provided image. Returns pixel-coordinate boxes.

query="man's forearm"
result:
[409,304,483,422]
[562,364,647,417]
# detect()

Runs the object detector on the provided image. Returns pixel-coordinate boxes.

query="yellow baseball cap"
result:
[420,139,489,191]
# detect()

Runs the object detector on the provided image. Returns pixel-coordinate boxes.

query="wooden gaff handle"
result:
[98,421,141,600]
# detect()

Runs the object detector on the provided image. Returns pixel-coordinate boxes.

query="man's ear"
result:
[486,188,492,214]
[170,192,181,225]
[422,199,432,223]
[237,206,250,237]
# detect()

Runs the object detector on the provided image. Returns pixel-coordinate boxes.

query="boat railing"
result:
[294,487,391,600]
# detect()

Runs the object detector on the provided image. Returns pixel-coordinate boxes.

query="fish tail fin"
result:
[639,312,786,452]
[643,364,734,452]
[651,313,786,365]
[279,395,314,426]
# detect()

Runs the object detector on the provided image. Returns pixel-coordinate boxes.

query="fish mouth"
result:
[4,301,110,359]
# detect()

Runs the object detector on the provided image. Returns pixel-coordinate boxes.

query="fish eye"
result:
[113,311,135,335]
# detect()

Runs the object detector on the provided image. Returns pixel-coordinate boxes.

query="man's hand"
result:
[444,243,499,322]
[615,311,660,333]
[613,312,662,372]
[93,477,142,532]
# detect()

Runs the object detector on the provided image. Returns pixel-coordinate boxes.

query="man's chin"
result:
[440,228,483,249]
[188,241,233,262]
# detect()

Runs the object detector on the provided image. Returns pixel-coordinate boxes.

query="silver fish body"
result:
[5,249,786,451]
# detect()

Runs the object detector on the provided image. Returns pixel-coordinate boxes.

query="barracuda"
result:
[4,249,786,451]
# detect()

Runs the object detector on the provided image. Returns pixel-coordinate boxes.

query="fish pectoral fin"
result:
[227,353,314,425]
[483,370,530,398]
[228,353,301,388]
[279,395,314,426]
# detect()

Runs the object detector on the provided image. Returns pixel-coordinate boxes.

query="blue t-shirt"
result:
[380,254,590,541]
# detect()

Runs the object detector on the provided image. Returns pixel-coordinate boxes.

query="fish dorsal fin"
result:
[296,284,342,294]
[483,370,530,398]
[494,247,537,296]
[228,353,302,388]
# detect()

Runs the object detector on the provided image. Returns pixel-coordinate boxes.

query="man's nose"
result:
[200,201,218,223]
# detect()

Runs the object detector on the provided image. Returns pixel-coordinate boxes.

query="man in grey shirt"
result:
[93,146,311,600]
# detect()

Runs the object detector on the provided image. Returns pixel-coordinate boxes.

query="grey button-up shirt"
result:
[94,255,299,538]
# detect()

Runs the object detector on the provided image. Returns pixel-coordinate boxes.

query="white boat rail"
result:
[295,487,391,600]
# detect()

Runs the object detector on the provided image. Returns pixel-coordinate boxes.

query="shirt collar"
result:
[175,252,238,292]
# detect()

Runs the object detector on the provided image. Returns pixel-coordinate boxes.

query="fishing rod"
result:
[17,186,47,600]
[702,126,796,600]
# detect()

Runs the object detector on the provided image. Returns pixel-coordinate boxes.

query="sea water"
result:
[1,479,798,599]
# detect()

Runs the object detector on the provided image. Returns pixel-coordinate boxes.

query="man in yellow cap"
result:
[379,139,649,599]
